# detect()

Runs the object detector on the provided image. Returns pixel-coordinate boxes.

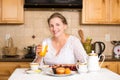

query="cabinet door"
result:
[117,62,120,74]
[0,62,30,78]
[0,0,2,23]
[82,0,108,24]
[101,62,118,73]
[0,75,9,80]
[1,0,24,23]
[110,0,120,24]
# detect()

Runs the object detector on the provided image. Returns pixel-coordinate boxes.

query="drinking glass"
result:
[39,41,48,57]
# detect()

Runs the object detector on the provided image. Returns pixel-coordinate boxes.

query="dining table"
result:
[8,68,120,80]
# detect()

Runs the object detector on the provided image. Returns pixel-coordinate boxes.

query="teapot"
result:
[87,51,105,72]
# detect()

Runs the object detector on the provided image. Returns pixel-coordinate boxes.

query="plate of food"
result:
[25,69,42,74]
[45,67,75,77]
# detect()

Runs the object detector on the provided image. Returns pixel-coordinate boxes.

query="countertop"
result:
[100,55,120,61]
[0,55,34,62]
[0,55,120,62]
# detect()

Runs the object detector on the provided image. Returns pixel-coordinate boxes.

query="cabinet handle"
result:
[15,65,20,68]
[117,0,119,4]
[7,70,11,75]
[105,65,108,68]
[103,0,105,3]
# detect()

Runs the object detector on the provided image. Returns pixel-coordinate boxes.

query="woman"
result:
[34,13,88,67]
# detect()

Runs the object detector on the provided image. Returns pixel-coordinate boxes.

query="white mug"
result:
[30,63,39,70]
[76,63,88,73]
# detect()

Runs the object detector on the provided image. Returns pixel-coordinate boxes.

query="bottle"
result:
[39,41,48,57]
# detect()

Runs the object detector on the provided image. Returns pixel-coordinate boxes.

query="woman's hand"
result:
[33,44,42,63]
[36,44,42,57]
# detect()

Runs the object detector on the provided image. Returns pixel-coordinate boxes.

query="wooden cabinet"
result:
[82,0,108,24]
[0,62,30,80]
[101,62,118,73]
[0,0,24,24]
[82,0,120,24]
[110,0,120,23]
[0,0,2,23]
[117,62,120,74]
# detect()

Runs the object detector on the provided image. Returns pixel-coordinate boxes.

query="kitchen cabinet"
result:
[0,0,24,24]
[117,62,120,74]
[110,0,120,23]
[0,0,2,23]
[100,62,118,74]
[82,0,120,24]
[0,62,30,80]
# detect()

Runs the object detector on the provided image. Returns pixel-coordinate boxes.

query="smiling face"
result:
[49,17,67,37]
[48,13,68,38]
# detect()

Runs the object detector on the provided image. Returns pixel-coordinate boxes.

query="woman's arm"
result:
[72,37,88,63]
[33,56,42,63]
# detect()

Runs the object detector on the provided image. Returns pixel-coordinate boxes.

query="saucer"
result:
[25,69,42,74]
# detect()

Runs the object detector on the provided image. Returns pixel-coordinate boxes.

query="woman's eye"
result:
[49,25,54,28]
[49,23,60,28]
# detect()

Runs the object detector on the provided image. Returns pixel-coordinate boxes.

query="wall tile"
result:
[0,10,120,56]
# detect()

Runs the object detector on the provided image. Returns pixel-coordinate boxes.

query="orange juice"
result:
[39,45,48,57]
[39,41,48,57]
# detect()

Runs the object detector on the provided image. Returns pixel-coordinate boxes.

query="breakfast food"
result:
[65,68,71,74]
[56,67,65,74]
[51,65,72,74]
[55,67,71,74]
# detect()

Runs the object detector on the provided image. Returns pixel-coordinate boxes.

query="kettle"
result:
[24,44,36,59]
[92,41,105,57]
[87,51,105,72]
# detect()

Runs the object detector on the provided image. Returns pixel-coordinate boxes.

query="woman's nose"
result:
[53,26,57,31]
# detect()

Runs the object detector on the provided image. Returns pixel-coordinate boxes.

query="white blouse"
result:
[39,35,88,66]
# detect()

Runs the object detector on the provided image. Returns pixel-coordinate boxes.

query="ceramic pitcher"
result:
[87,51,105,72]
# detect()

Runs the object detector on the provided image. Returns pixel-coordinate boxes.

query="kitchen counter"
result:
[0,55,33,62]
[100,55,120,62]
[0,58,33,62]
[0,55,120,62]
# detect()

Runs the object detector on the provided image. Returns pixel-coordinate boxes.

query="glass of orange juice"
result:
[39,41,48,57]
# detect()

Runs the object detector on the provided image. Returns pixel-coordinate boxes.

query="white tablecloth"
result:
[8,68,120,80]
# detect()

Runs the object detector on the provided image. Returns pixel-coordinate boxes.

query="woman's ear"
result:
[64,24,67,30]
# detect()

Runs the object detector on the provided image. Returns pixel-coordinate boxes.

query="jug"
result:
[93,41,105,57]
[87,51,105,72]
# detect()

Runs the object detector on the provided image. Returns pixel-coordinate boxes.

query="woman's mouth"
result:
[53,30,60,35]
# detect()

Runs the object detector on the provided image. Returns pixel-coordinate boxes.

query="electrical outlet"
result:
[5,34,10,40]
[105,34,110,41]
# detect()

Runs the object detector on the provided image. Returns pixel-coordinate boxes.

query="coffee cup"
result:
[76,63,88,74]
[30,63,39,70]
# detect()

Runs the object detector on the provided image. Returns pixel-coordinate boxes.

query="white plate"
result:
[25,69,42,74]
[45,70,75,77]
